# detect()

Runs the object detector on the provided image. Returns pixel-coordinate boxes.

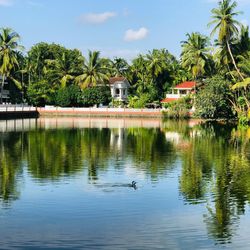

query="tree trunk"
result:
[226,40,244,81]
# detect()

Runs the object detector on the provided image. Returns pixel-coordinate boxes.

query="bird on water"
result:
[130,181,137,189]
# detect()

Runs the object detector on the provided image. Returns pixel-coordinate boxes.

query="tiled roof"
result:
[109,77,127,84]
[161,98,179,103]
[174,81,196,89]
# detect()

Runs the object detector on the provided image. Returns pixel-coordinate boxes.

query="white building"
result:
[161,81,196,104]
[0,75,10,103]
[109,77,130,102]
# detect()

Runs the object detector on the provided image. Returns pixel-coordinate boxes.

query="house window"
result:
[123,89,126,96]
[179,90,187,95]
[115,89,120,95]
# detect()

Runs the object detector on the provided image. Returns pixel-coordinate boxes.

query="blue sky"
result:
[0,0,249,60]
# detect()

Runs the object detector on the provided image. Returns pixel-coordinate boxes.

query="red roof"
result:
[161,98,178,103]
[174,81,196,89]
[109,77,126,84]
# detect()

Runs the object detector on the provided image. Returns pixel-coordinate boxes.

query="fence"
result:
[0,104,37,112]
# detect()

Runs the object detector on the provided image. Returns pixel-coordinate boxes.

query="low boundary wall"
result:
[0,105,39,119]
[37,107,163,118]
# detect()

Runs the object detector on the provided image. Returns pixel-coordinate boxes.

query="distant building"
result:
[109,77,130,102]
[0,75,10,103]
[161,81,196,104]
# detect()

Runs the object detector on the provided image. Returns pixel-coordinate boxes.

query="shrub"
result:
[194,75,234,119]
[54,85,82,107]
[27,80,53,106]
[128,94,151,108]
[163,97,190,119]
[81,86,111,107]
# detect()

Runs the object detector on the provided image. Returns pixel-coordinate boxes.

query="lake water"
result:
[1,117,250,249]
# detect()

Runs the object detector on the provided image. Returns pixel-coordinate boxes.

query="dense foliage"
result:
[163,97,192,119]
[0,0,250,122]
[81,86,112,107]
[195,76,234,119]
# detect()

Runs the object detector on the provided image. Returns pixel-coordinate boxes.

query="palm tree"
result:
[0,28,23,103]
[208,0,244,80]
[45,50,84,88]
[234,25,250,58]
[75,51,109,89]
[111,57,129,77]
[181,32,212,79]
[146,49,166,78]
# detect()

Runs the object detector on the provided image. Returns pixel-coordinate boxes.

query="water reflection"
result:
[0,118,250,247]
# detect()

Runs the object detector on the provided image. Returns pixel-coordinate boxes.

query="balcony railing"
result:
[0,104,36,112]
[165,94,188,98]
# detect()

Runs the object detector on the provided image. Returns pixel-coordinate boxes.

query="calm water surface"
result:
[1,117,250,249]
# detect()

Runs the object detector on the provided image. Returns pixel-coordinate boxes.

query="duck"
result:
[130,181,137,189]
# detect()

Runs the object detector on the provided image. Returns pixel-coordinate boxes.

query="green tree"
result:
[111,57,129,77]
[26,80,53,106]
[181,32,212,79]
[195,75,234,119]
[208,0,244,80]
[81,86,111,107]
[45,50,84,88]
[27,43,68,82]
[54,85,82,107]
[0,28,23,103]
[76,51,109,89]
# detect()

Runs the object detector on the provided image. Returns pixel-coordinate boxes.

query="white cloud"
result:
[80,12,117,24]
[0,0,13,6]
[124,27,149,42]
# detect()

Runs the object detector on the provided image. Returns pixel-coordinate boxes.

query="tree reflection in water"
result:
[176,122,250,244]
[0,119,250,244]
[0,132,23,207]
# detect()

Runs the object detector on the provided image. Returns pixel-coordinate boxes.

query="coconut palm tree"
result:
[76,51,109,89]
[0,28,23,103]
[208,0,244,80]
[146,49,166,78]
[181,32,212,79]
[111,57,129,77]
[45,50,84,88]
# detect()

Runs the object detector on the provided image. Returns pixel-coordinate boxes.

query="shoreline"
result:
[0,106,241,125]
[37,107,164,118]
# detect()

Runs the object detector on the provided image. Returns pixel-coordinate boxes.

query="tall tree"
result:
[181,32,212,79]
[208,0,244,80]
[111,57,129,77]
[0,28,23,103]
[76,51,109,89]
[45,49,84,88]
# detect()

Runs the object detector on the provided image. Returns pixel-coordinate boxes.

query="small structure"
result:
[161,81,196,104]
[109,77,130,102]
[0,75,10,103]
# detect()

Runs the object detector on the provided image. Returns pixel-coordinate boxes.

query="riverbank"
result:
[0,105,39,119]
[37,107,163,118]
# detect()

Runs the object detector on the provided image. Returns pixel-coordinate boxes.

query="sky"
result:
[0,0,250,60]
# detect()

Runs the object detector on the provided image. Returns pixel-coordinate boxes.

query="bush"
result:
[27,80,53,106]
[163,97,190,119]
[194,75,234,119]
[81,86,111,107]
[112,99,125,108]
[54,85,82,107]
[128,94,151,108]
